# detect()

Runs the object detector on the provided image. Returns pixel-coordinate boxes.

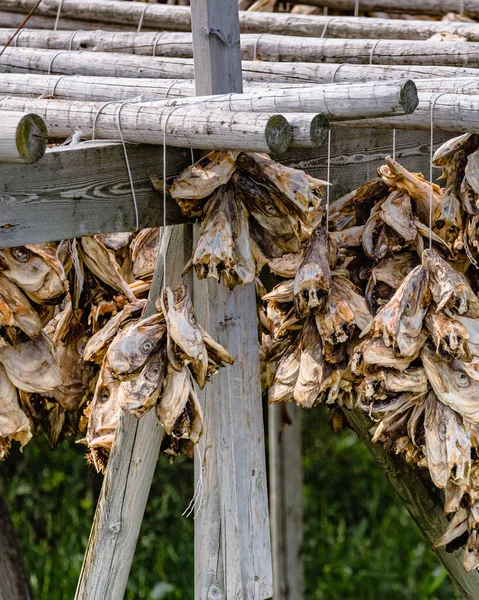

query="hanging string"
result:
[392,128,396,161]
[47,50,71,75]
[369,40,381,65]
[354,0,360,17]
[252,33,266,62]
[115,101,140,231]
[137,3,150,33]
[53,0,65,31]
[320,17,334,39]
[325,127,332,231]
[460,0,465,16]
[183,444,205,519]
[152,32,165,57]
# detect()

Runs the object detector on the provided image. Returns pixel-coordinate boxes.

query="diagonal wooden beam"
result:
[345,408,479,600]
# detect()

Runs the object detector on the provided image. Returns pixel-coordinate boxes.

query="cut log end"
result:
[0,111,48,164]
[310,113,330,147]
[265,114,292,155]
[401,79,419,115]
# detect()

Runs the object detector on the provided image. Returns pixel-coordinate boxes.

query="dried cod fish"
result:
[269,341,301,404]
[131,228,161,281]
[0,363,31,458]
[0,244,67,305]
[80,236,137,302]
[0,333,61,395]
[294,315,329,409]
[365,253,418,312]
[169,150,239,216]
[118,346,167,418]
[360,266,430,357]
[186,182,255,289]
[425,311,471,361]
[106,313,166,377]
[294,226,331,316]
[0,271,43,338]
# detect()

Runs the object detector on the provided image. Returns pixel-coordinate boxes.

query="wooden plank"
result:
[0,142,190,248]
[75,225,190,600]
[269,403,304,600]
[191,1,273,599]
[0,484,33,600]
[345,408,479,600]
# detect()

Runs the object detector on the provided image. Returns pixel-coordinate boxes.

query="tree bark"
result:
[0,484,33,600]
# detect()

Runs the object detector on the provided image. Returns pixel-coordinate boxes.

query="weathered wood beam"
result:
[290,0,479,16]
[0,110,47,164]
[0,142,190,248]
[345,408,479,600]
[2,46,479,83]
[76,225,189,600]
[269,404,304,600]
[0,10,136,30]
[3,30,479,69]
[191,0,273,599]
[0,97,292,154]
[338,92,479,134]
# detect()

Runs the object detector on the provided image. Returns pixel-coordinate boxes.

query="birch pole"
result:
[191,0,273,599]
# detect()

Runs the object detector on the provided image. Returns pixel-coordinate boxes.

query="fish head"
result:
[107,314,165,376]
[162,285,205,362]
[0,245,67,304]
[86,364,121,450]
[118,348,166,416]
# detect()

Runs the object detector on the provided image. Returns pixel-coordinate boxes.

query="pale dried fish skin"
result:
[86,361,121,453]
[425,311,471,361]
[379,190,417,243]
[294,226,331,316]
[131,228,161,281]
[269,342,301,404]
[0,333,61,395]
[0,363,31,458]
[0,271,43,338]
[107,313,166,377]
[294,316,328,409]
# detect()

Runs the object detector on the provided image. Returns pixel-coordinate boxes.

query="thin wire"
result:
[68,30,82,51]
[0,0,42,58]
[326,127,331,231]
[51,75,66,97]
[53,0,64,31]
[137,3,150,33]
[330,63,346,83]
[460,0,465,16]
[392,128,396,161]
[152,31,164,57]
[320,17,334,39]
[47,50,71,75]
[369,40,381,65]
[354,0,360,17]
[252,33,265,61]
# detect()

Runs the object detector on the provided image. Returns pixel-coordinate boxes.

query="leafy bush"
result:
[1,406,460,600]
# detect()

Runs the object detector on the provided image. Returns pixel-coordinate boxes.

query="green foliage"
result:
[1,408,461,599]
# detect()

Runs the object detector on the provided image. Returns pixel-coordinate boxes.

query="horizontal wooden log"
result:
[1,46,477,84]
[339,92,479,134]
[0,110,47,164]
[5,0,479,31]
[0,141,190,247]
[135,80,418,120]
[0,97,292,153]
[290,0,479,16]
[0,11,136,31]
[345,408,479,600]
[4,30,479,68]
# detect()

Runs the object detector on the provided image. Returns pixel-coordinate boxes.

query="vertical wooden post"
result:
[75,225,191,600]
[191,1,273,598]
[269,403,305,600]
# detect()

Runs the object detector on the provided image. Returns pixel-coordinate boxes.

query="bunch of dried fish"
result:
[250,132,479,572]
[171,151,327,288]
[81,283,232,470]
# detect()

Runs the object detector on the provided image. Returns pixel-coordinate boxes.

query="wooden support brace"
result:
[345,408,479,600]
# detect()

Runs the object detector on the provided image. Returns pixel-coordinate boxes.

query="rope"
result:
[320,17,334,39]
[137,3,150,33]
[326,127,331,231]
[47,50,71,75]
[252,33,266,61]
[369,40,381,65]
[53,0,65,31]
[152,31,165,57]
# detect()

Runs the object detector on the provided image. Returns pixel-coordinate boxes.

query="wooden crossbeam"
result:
[0,142,190,248]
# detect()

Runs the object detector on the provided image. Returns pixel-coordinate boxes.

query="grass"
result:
[1,405,461,600]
